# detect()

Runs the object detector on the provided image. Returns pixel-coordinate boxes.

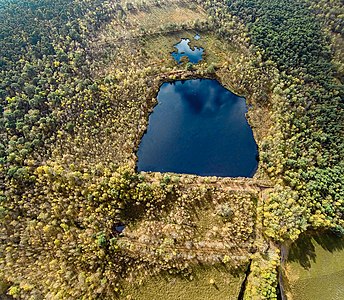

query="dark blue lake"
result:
[137,79,258,177]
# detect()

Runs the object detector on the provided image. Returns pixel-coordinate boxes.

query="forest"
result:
[0,0,343,299]
[226,0,344,239]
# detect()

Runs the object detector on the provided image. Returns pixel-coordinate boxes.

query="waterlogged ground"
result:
[284,232,344,300]
[171,37,204,63]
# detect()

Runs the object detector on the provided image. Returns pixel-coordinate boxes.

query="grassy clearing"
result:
[120,264,245,300]
[120,187,257,266]
[116,178,257,296]
[284,232,344,300]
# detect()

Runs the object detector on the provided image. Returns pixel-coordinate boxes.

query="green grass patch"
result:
[120,264,245,300]
[284,232,344,300]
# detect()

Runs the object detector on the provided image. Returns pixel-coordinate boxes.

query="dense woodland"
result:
[0,0,343,299]
[228,0,344,238]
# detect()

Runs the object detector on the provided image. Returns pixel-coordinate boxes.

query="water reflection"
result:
[171,38,204,64]
[137,79,258,177]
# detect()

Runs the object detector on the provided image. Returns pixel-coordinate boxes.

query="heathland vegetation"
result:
[0,0,343,299]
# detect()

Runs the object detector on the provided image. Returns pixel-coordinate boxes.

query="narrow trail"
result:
[142,172,273,192]
[119,237,250,259]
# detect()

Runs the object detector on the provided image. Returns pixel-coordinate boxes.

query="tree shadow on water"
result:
[288,234,316,269]
[313,230,344,253]
[288,230,344,270]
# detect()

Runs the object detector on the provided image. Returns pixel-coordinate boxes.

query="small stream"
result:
[238,261,252,300]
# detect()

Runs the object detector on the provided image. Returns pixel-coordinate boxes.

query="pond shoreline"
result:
[136,78,259,177]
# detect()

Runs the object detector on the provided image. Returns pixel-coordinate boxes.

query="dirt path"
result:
[143,172,273,193]
[119,237,249,260]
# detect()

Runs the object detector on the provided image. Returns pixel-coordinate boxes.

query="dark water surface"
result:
[137,79,258,177]
[171,38,204,64]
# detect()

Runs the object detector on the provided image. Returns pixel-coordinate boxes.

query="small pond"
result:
[171,38,204,64]
[137,79,258,177]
